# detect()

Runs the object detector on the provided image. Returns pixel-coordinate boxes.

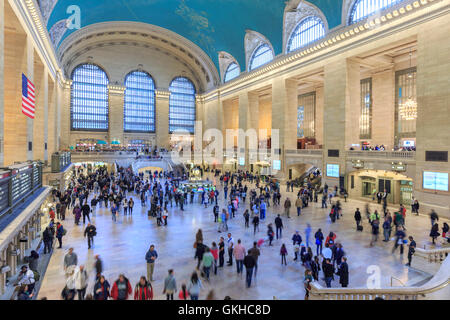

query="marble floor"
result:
[37,174,449,300]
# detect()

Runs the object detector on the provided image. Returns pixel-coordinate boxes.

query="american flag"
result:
[22,73,35,119]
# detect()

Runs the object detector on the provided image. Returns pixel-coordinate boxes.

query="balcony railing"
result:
[346,150,415,160]
[286,149,324,156]
[309,247,450,300]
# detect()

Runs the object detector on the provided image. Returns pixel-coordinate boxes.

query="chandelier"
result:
[399,48,417,121]
[399,98,417,120]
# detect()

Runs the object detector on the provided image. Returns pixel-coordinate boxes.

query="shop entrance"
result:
[362,177,376,198]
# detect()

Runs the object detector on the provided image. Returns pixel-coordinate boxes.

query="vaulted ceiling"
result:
[41,0,344,73]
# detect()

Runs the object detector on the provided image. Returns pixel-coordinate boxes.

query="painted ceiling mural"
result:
[43,0,343,71]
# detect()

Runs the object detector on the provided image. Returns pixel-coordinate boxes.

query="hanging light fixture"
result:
[399,49,417,120]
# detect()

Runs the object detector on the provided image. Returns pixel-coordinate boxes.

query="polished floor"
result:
[37,174,448,300]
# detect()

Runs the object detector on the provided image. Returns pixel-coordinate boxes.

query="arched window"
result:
[71,64,109,131]
[224,62,240,82]
[249,44,274,71]
[349,0,405,24]
[123,71,156,133]
[287,16,325,53]
[169,77,196,134]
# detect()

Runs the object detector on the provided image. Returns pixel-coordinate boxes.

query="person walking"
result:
[275,214,283,239]
[295,197,302,216]
[202,247,214,281]
[267,224,274,246]
[187,272,203,300]
[243,251,255,288]
[305,224,312,248]
[430,210,439,228]
[233,239,246,275]
[84,223,97,249]
[337,257,349,287]
[354,208,362,230]
[55,222,65,249]
[81,201,91,224]
[284,198,291,218]
[134,276,153,300]
[248,242,261,277]
[218,237,225,268]
[314,229,324,256]
[252,214,260,235]
[370,219,380,247]
[243,209,250,228]
[280,244,288,266]
[210,242,219,275]
[111,274,132,300]
[145,245,158,281]
[323,258,334,288]
[392,226,406,255]
[63,248,78,277]
[74,265,88,300]
[93,275,110,300]
[163,270,177,300]
[406,236,416,267]
[430,223,440,245]
[226,233,234,266]
[382,217,392,242]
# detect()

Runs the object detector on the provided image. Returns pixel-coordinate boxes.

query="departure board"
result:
[0,171,10,214]
[32,163,41,188]
[11,166,32,205]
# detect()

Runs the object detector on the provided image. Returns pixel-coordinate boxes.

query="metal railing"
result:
[309,247,450,300]
[346,150,415,160]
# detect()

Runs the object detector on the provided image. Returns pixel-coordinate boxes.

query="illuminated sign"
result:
[423,171,448,192]
[326,164,339,178]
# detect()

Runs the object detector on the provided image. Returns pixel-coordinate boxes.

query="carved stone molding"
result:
[283,1,329,54]
[57,22,220,92]
[244,30,275,72]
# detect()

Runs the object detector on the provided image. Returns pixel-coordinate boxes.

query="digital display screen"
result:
[326,164,340,178]
[0,180,9,214]
[403,140,415,147]
[423,171,448,191]
[273,160,281,171]
[239,157,245,166]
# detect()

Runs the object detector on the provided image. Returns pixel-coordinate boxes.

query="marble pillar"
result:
[43,69,49,162]
[108,86,125,144]
[155,90,170,149]
[26,36,34,161]
[0,0,4,166]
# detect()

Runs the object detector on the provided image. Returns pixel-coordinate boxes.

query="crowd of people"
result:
[13,161,449,300]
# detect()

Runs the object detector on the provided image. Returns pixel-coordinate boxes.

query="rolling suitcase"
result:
[357,225,363,232]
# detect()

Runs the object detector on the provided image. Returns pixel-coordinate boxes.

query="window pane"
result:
[359,78,372,139]
[396,68,417,138]
[297,92,316,139]
[124,71,155,132]
[71,64,109,131]
[169,77,196,134]
[349,0,405,24]
[224,62,240,82]
[287,17,325,53]
[249,44,274,71]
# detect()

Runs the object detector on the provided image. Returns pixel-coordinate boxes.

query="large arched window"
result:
[349,0,405,24]
[169,77,196,134]
[123,71,156,133]
[224,62,240,82]
[287,16,325,53]
[71,64,109,131]
[249,44,274,71]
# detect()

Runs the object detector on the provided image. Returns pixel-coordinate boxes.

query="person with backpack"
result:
[134,276,153,300]
[315,229,324,256]
[111,274,132,300]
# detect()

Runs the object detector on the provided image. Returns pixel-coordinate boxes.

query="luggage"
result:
[357,225,363,232]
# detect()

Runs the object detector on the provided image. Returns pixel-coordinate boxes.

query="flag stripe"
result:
[22,74,35,119]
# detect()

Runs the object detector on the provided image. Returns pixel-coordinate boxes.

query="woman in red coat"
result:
[134,276,153,300]
[110,274,132,300]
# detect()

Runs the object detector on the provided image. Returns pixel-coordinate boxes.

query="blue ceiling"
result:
[46,0,343,72]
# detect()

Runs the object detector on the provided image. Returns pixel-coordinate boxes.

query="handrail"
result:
[309,248,450,300]
[391,276,406,287]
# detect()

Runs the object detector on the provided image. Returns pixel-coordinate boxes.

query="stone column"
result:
[0,0,4,166]
[43,69,49,162]
[26,36,34,161]
[414,15,450,218]
[155,90,170,149]
[372,68,395,148]
[0,249,6,295]
[8,242,17,277]
[315,86,324,146]
[55,74,64,150]
[59,82,71,149]
[107,85,125,145]
[237,91,259,171]
[272,78,298,176]
[322,59,360,187]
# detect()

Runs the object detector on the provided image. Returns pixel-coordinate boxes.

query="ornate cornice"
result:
[57,22,221,92]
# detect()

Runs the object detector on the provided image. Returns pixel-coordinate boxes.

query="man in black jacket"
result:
[337,257,349,287]
[323,259,335,288]
[275,214,283,239]
[243,251,255,288]
[81,201,91,224]
[84,223,97,249]
[354,208,362,229]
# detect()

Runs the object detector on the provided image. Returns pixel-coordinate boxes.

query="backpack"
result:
[33,270,40,282]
